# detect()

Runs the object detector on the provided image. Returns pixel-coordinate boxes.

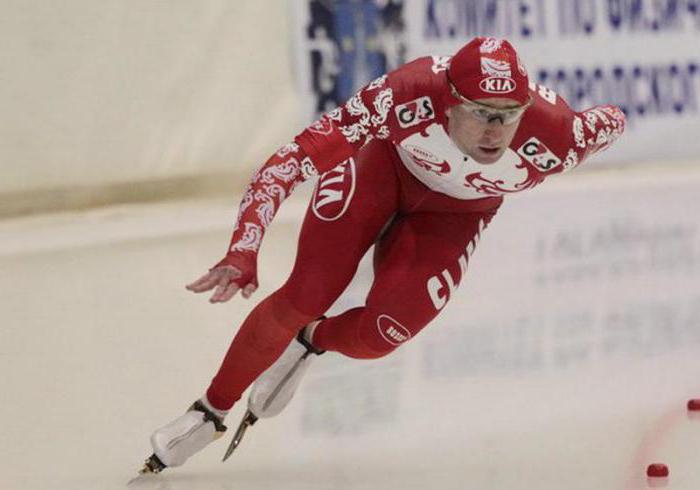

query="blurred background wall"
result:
[1,1,303,216]
[2,0,699,216]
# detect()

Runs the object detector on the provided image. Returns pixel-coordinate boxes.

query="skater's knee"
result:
[266,289,320,333]
[275,282,337,324]
[356,343,396,360]
[236,292,316,356]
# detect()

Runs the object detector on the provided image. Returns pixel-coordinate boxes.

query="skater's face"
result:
[446,97,529,164]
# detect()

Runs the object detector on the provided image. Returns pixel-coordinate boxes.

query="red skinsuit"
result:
[205,56,625,411]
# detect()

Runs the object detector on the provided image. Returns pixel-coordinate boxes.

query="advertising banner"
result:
[292,0,700,164]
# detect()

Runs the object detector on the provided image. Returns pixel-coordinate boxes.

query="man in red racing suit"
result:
[140,37,625,474]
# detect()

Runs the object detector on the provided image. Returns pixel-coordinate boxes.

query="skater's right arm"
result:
[187,60,438,303]
[185,142,317,303]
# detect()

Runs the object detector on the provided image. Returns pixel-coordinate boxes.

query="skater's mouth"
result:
[478,146,500,154]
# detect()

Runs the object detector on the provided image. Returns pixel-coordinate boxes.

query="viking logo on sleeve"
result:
[395,97,435,128]
[311,158,356,221]
[517,137,562,171]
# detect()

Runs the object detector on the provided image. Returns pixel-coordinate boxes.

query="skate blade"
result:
[222,409,258,462]
[127,472,152,486]
[127,469,156,486]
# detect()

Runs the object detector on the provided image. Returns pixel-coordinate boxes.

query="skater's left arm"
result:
[560,104,627,172]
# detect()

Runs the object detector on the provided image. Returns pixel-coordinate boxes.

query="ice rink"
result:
[2,165,700,490]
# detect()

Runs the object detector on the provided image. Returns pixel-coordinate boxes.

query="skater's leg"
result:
[205,290,313,410]
[206,141,400,410]
[312,207,499,358]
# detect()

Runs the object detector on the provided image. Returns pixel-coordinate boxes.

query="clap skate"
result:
[129,399,227,483]
[222,320,325,461]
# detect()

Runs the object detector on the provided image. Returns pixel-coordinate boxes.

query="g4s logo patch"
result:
[395,97,435,128]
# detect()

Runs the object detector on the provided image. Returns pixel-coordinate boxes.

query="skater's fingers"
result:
[210,283,240,303]
[217,283,241,303]
[209,283,226,302]
[186,265,241,292]
[186,272,220,292]
[185,271,211,289]
[212,265,242,287]
[241,283,257,299]
[213,267,241,294]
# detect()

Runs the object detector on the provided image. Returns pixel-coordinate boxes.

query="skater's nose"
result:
[484,122,504,137]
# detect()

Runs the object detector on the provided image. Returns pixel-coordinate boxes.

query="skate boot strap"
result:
[296,328,325,356]
[190,400,228,433]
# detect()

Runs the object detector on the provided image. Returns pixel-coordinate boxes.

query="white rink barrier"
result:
[2,2,301,200]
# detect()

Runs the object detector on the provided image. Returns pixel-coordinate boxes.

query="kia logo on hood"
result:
[480,77,516,94]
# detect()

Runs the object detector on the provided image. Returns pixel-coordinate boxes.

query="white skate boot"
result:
[222,319,325,461]
[135,398,228,477]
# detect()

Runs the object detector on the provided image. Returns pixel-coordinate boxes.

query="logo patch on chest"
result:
[517,137,562,172]
[403,144,451,174]
[395,97,435,128]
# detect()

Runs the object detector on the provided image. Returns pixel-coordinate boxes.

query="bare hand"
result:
[185,265,258,303]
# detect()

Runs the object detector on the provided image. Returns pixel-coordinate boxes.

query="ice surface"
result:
[2,168,700,489]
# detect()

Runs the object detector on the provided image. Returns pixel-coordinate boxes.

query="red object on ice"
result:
[687,399,700,411]
[647,464,669,478]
